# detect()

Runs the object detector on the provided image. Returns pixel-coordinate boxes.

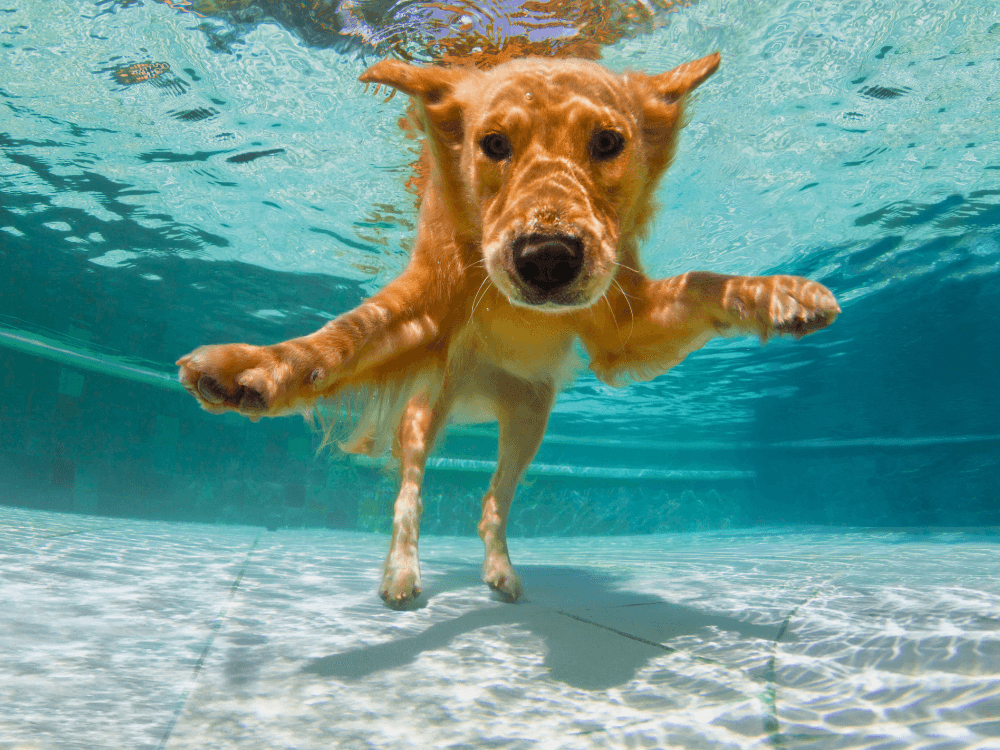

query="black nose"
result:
[511,234,584,293]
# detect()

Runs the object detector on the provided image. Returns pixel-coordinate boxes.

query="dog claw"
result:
[489,584,521,603]
[776,310,834,337]
[309,367,337,391]
[380,587,421,609]
[380,564,422,608]
[486,573,523,602]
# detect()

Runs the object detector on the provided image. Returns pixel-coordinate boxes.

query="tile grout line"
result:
[545,606,736,673]
[549,607,680,653]
[157,533,261,750]
[548,584,835,745]
[761,578,840,748]
[38,529,104,539]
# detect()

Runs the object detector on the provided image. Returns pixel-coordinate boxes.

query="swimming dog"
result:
[177,53,839,607]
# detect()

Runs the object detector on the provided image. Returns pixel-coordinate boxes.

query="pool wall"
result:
[3,340,996,533]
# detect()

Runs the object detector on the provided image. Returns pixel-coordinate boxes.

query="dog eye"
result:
[590,129,625,161]
[480,133,512,161]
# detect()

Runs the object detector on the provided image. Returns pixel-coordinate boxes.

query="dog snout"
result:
[511,234,584,294]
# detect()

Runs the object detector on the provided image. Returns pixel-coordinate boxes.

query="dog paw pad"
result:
[197,375,228,404]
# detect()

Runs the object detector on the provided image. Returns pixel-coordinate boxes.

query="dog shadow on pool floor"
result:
[302,564,780,690]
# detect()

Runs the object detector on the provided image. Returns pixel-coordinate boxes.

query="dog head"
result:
[360,53,720,311]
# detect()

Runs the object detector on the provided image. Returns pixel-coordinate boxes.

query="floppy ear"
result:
[359,60,470,144]
[648,52,720,104]
[359,60,478,234]
[627,52,720,173]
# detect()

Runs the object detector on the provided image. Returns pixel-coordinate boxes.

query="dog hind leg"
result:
[380,391,447,608]
[479,379,555,602]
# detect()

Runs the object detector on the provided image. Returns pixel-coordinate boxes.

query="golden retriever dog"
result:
[177,52,839,607]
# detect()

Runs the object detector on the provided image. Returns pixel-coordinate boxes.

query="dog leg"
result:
[479,380,554,602]
[380,392,446,608]
[176,271,444,419]
[581,269,840,385]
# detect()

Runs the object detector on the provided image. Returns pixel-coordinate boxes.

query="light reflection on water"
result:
[159,0,693,60]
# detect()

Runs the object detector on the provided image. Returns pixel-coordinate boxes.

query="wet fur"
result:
[177,54,840,608]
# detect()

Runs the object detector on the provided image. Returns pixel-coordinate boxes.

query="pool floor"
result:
[2,505,998,749]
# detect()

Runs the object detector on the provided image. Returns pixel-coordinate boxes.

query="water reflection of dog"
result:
[156,0,681,61]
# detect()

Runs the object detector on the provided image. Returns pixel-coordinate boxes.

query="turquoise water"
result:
[1,0,999,531]
[2,3,1000,749]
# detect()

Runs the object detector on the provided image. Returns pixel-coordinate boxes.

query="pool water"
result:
[1,0,998,747]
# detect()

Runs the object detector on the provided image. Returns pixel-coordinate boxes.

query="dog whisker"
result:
[601,291,624,352]
[462,257,487,274]
[610,277,636,350]
[470,275,492,323]
[613,260,642,276]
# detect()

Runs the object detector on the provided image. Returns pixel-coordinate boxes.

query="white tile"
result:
[0,507,260,750]
[2,509,998,750]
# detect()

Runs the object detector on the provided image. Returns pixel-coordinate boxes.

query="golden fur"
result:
[177,53,840,607]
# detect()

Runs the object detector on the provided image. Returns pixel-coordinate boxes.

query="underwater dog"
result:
[177,53,840,607]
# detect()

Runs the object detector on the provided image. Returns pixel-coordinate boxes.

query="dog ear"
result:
[628,52,720,150]
[647,52,720,103]
[359,60,470,143]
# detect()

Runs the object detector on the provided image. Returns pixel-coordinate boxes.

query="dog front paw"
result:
[725,276,840,340]
[176,343,301,419]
